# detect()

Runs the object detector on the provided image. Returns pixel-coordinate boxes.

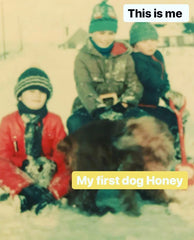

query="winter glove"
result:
[112,102,128,113]
[99,109,123,121]
[19,184,56,214]
[165,90,185,109]
[34,190,57,215]
[19,184,45,212]
[182,108,190,124]
[91,107,107,120]
[0,193,9,201]
[92,107,123,121]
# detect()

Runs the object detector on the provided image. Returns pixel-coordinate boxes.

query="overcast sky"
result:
[0,0,193,47]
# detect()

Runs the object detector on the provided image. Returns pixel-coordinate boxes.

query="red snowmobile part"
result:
[169,99,194,186]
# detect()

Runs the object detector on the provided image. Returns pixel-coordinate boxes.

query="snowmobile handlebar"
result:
[99,92,118,105]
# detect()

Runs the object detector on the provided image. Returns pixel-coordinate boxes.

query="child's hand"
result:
[99,109,123,121]
[165,90,185,109]
[112,102,128,113]
[19,184,47,212]
[182,109,190,123]
[19,184,56,214]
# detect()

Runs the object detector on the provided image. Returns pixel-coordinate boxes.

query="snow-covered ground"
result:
[0,44,194,240]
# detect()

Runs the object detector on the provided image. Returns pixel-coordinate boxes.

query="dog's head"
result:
[57,136,78,170]
[114,116,175,169]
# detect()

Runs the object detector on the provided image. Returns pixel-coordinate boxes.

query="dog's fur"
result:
[58,116,175,216]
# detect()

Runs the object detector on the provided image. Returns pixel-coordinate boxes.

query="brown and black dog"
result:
[58,116,175,216]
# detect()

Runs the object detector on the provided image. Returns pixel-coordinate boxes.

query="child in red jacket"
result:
[0,67,70,214]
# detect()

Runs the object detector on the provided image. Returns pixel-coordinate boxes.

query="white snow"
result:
[0,42,194,240]
[0,0,194,239]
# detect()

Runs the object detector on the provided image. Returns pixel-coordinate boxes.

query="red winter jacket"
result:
[0,111,70,199]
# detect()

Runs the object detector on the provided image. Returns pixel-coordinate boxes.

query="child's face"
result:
[19,89,47,110]
[134,39,158,56]
[91,31,116,48]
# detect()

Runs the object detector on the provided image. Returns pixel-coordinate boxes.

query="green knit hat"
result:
[89,0,118,33]
[14,67,53,99]
[129,23,158,45]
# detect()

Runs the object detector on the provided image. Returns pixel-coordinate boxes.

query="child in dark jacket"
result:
[0,67,70,214]
[129,23,187,156]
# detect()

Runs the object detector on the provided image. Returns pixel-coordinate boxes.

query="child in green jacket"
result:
[67,0,144,134]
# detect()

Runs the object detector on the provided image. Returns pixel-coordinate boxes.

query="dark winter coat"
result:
[131,50,170,106]
[0,111,70,199]
[72,39,143,113]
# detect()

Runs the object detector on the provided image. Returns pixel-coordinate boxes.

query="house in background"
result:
[182,22,194,46]
[59,28,88,49]
[156,23,194,47]
[58,24,194,50]
[116,23,194,48]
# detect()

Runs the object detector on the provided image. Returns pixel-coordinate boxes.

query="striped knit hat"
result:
[14,67,53,99]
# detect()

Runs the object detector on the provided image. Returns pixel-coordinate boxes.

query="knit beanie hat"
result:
[89,0,118,33]
[129,23,158,45]
[14,67,53,99]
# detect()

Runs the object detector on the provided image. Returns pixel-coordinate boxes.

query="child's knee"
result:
[66,115,82,134]
[66,111,92,134]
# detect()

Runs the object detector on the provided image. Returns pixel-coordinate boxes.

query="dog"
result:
[58,116,175,216]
